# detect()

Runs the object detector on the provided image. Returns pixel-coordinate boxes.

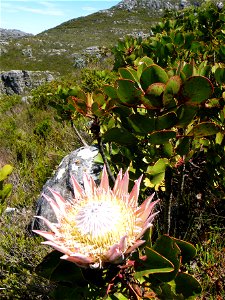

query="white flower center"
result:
[60,192,137,262]
[75,201,122,238]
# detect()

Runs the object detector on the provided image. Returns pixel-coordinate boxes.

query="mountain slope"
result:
[0,0,206,75]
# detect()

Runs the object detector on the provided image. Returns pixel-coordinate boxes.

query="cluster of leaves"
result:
[80,69,117,93]
[43,2,225,299]
[35,234,201,300]
[1,1,224,299]
[55,57,225,237]
[112,1,225,69]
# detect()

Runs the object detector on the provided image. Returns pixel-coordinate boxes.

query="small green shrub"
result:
[0,213,54,299]
[34,119,52,138]
[0,95,21,114]
[80,69,117,93]
[188,227,225,300]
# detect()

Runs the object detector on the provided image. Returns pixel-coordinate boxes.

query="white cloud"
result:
[17,5,64,16]
[82,6,97,12]
[1,2,19,13]
[1,1,64,16]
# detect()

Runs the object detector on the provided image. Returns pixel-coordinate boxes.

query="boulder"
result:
[0,70,56,95]
[31,146,102,230]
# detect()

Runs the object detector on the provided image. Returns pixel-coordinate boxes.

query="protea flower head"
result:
[33,165,159,268]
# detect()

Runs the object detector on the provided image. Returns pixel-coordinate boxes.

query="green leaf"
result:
[51,285,88,300]
[94,153,104,164]
[117,79,143,106]
[1,183,13,200]
[119,68,138,83]
[198,66,211,77]
[176,105,197,127]
[71,98,87,115]
[148,158,168,176]
[215,68,225,84]
[91,102,104,117]
[181,76,213,103]
[140,65,169,91]
[187,122,221,137]
[0,164,13,181]
[142,83,165,108]
[175,272,202,298]
[68,87,86,101]
[184,32,195,49]
[147,158,169,185]
[113,106,132,118]
[149,172,165,186]
[163,142,173,157]
[172,238,197,264]
[36,251,86,285]
[182,64,194,78]
[151,235,181,282]
[165,43,174,53]
[103,85,118,99]
[128,113,155,135]
[149,130,176,144]
[219,44,225,58]
[134,247,174,279]
[93,92,105,106]
[216,132,224,145]
[174,32,184,46]
[176,137,191,156]
[136,57,154,79]
[138,56,154,66]
[190,41,202,52]
[103,127,138,146]
[162,36,172,44]
[156,112,177,130]
[106,293,129,300]
[219,13,225,22]
[163,76,182,106]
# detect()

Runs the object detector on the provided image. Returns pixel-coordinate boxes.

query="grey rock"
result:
[31,146,102,230]
[73,46,108,69]
[0,28,33,41]
[114,0,192,11]
[217,1,224,10]
[4,207,19,214]
[22,47,33,57]
[73,54,87,69]
[48,48,67,56]
[21,95,33,104]
[0,70,57,95]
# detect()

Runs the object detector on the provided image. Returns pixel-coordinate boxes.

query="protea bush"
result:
[33,165,159,268]
[33,166,201,299]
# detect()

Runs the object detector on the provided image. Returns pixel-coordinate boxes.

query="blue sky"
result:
[1,0,120,35]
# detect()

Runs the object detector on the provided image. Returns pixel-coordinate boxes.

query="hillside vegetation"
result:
[0,1,225,299]
[0,7,158,75]
[0,0,206,75]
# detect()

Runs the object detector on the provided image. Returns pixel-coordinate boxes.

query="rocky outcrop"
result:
[73,46,110,69]
[116,0,173,10]
[31,146,102,230]
[115,0,195,11]
[0,28,33,41]
[0,70,57,95]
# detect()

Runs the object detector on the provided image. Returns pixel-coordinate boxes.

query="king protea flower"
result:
[33,166,159,268]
